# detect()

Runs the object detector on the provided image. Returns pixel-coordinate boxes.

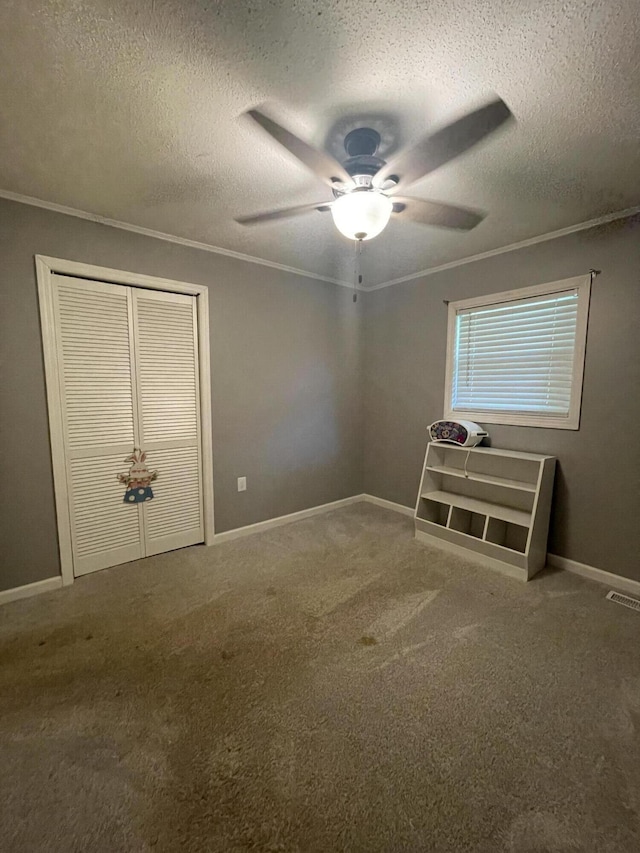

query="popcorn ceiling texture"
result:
[1,0,639,285]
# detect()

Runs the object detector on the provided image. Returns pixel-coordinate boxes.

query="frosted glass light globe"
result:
[330,191,393,241]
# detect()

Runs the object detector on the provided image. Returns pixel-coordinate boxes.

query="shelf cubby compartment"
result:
[417,498,450,526]
[484,517,529,554]
[448,507,486,539]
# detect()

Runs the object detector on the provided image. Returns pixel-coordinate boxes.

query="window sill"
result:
[445,410,580,430]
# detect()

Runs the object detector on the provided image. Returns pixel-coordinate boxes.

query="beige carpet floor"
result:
[1,503,639,852]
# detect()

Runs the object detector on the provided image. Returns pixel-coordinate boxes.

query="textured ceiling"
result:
[1,0,639,286]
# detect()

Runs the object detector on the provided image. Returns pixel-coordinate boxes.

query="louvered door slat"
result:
[53,275,144,575]
[57,282,135,450]
[135,292,199,446]
[142,447,203,555]
[133,289,204,556]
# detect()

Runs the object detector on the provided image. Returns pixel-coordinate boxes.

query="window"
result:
[444,275,591,429]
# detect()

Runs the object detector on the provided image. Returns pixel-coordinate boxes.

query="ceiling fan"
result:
[236,98,513,242]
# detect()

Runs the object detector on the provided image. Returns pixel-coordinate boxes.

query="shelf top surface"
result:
[421,489,532,527]
[428,442,555,462]
[425,464,537,493]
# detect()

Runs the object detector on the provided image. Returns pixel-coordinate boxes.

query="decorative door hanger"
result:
[117,448,158,503]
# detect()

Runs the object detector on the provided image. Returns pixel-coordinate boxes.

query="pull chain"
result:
[353,239,363,302]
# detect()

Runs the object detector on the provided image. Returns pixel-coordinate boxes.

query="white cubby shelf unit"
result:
[414,442,556,581]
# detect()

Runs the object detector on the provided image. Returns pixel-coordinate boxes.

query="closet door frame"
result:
[36,255,215,586]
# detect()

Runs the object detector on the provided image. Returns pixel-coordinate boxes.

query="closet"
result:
[51,273,204,576]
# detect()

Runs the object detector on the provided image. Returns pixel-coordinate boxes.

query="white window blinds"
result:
[452,289,580,417]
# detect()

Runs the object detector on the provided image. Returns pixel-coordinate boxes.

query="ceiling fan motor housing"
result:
[344,127,380,157]
[340,126,386,181]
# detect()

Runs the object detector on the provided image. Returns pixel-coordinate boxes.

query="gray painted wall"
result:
[2,197,637,592]
[0,198,362,591]
[363,215,640,581]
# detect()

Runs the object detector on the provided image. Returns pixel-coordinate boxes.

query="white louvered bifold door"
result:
[53,275,144,575]
[132,289,204,557]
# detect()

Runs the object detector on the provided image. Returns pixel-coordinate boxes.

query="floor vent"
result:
[606,590,640,612]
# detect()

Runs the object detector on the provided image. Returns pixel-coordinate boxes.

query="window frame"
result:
[443,274,592,430]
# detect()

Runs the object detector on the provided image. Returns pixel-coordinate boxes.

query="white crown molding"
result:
[365,204,640,291]
[3,189,638,293]
[0,188,353,289]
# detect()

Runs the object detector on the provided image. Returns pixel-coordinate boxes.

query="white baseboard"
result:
[213,494,365,544]
[546,554,640,596]
[362,495,640,595]
[0,494,390,601]
[213,493,417,544]
[5,505,636,604]
[0,576,63,606]
[362,496,640,594]
[361,494,415,516]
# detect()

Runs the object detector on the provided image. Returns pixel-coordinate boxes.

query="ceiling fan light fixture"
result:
[330,190,393,241]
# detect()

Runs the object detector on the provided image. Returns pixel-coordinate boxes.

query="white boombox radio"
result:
[428,420,488,447]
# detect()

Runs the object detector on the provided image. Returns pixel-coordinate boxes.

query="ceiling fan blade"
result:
[247,109,354,188]
[392,197,485,230]
[235,201,332,225]
[374,98,512,191]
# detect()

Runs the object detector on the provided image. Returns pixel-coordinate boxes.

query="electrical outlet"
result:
[237,476,247,492]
